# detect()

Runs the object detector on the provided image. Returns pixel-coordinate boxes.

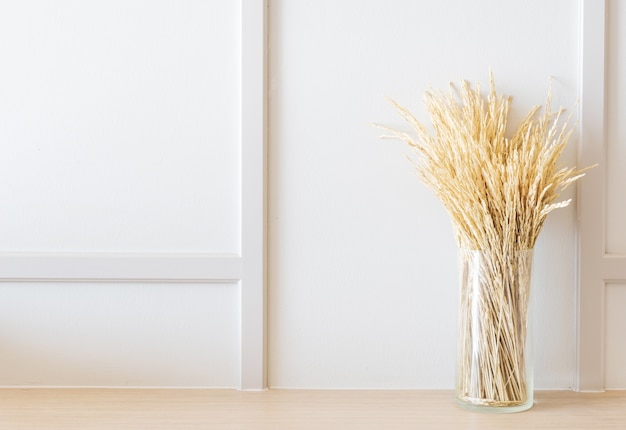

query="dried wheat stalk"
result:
[376,72,594,407]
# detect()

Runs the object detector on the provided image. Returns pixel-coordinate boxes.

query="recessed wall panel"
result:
[0,1,241,253]
[605,283,626,389]
[606,0,626,254]
[0,282,240,387]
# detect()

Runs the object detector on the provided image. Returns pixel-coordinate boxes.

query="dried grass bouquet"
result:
[376,72,594,409]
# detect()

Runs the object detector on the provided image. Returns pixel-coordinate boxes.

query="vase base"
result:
[455,397,533,414]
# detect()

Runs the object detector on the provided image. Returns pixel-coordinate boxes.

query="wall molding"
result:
[0,0,268,391]
[0,253,242,282]
[577,0,626,391]
[576,0,607,392]
[578,0,626,391]
[574,0,606,391]
[240,0,268,391]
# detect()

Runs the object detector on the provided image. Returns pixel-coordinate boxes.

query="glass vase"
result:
[455,248,534,413]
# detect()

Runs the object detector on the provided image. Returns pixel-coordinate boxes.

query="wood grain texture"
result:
[0,389,623,429]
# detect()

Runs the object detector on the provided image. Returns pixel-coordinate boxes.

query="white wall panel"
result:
[602,0,626,391]
[0,1,265,389]
[606,0,626,254]
[0,1,241,253]
[577,0,626,391]
[605,284,626,389]
[269,0,579,389]
[0,282,240,387]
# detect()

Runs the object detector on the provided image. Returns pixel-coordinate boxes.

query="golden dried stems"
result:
[378,73,591,255]
[457,249,533,407]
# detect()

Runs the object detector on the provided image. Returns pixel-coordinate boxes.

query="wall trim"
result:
[576,0,607,392]
[240,0,268,391]
[0,253,241,282]
[0,0,268,391]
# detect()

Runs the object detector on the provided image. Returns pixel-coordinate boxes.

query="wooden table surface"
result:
[0,388,624,429]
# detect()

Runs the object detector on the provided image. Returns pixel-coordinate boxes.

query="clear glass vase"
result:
[455,248,534,413]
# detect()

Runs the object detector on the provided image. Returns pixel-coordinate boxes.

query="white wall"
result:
[0,0,600,390]
[0,1,243,387]
[269,0,580,389]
